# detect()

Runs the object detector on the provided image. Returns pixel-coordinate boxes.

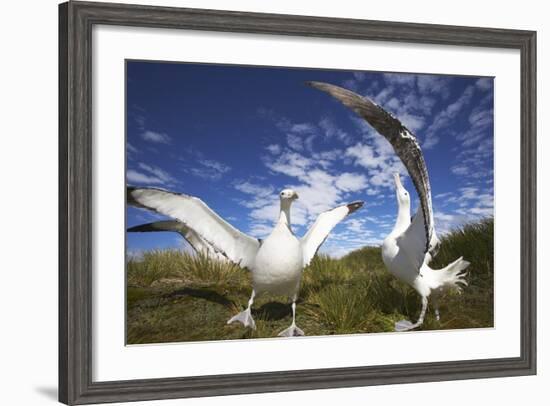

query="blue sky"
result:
[126,61,494,258]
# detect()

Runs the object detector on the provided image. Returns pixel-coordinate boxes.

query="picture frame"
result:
[59,1,537,404]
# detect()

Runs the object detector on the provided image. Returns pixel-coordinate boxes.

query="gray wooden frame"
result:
[59,1,537,404]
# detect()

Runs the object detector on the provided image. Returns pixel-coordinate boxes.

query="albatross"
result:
[307,81,438,267]
[383,174,469,331]
[127,186,364,337]
[307,81,469,331]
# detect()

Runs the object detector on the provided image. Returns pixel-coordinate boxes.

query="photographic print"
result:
[125,61,494,344]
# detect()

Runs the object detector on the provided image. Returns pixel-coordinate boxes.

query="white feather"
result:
[128,187,260,268]
[128,186,364,336]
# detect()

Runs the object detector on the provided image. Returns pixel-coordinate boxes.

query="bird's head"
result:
[393,173,410,207]
[279,189,299,203]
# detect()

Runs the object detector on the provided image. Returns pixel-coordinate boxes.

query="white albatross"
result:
[127,186,364,337]
[308,81,438,265]
[383,174,470,331]
[307,81,469,331]
[127,220,227,261]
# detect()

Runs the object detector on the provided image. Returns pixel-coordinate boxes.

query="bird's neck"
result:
[278,200,292,229]
[393,201,411,235]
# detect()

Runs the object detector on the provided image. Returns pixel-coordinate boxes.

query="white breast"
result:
[251,223,303,296]
[382,236,417,285]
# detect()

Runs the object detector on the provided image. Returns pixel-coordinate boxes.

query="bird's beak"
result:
[393,173,403,188]
[293,192,299,200]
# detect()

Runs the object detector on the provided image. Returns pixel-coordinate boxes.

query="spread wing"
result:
[127,186,260,268]
[127,220,227,260]
[307,81,434,255]
[301,201,364,267]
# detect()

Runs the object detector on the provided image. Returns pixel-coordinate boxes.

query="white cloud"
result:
[311,149,343,169]
[266,144,281,155]
[290,123,315,134]
[127,163,177,186]
[189,159,231,181]
[198,159,231,174]
[345,143,384,169]
[451,164,470,176]
[416,75,452,98]
[265,150,313,179]
[234,181,274,197]
[399,113,425,132]
[335,172,368,192]
[475,77,493,91]
[383,73,416,88]
[286,133,304,151]
[242,148,371,240]
[319,117,350,143]
[140,130,171,144]
[127,170,165,185]
[423,85,476,149]
[432,185,493,233]
[345,141,406,190]
[127,142,139,155]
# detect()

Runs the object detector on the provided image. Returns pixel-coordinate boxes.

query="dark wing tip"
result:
[127,223,154,233]
[126,221,165,233]
[126,185,139,206]
[347,201,364,214]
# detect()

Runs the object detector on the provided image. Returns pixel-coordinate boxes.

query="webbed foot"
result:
[277,324,305,337]
[227,308,256,329]
[395,319,419,332]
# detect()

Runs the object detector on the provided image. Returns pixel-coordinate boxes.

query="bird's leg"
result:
[415,296,428,326]
[395,296,429,332]
[432,296,441,322]
[277,296,305,337]
[227,290,256,330]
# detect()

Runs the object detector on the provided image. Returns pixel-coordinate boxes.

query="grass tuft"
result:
[126,218,494,343]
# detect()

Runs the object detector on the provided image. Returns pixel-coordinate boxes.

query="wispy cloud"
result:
[127,162,177,186]
[189,158,231,181]
[141,130,172,144]
[475,77,493,91]
[266,144,281,155]
[423,85,476,149]
[236,147,371,239]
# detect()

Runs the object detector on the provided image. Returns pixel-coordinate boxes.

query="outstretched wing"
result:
[307,81,434,255]
[397,206,441,271]
[301,201,364,267]
[127,186,260,268]
[127,220,227,260]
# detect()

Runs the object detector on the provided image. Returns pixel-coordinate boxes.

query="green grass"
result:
[126,218,494,344]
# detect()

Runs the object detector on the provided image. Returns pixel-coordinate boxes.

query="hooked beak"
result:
[293,192,299,200]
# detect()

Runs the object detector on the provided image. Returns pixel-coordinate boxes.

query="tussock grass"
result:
[128,250,247,287]
[306,283,372,334]
[126,218,494,344]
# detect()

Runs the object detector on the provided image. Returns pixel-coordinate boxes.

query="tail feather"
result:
[421,256,470,293]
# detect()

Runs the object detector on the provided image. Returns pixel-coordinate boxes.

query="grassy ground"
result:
[126,218,494,344]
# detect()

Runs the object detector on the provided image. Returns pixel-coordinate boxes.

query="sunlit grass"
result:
[126,218,494,344]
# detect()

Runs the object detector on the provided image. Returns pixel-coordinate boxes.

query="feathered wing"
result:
[301,202,364,267]
[127,220,226,260]
[307,81,434,255]
[396,206,440,271]
[127,187,260,268]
